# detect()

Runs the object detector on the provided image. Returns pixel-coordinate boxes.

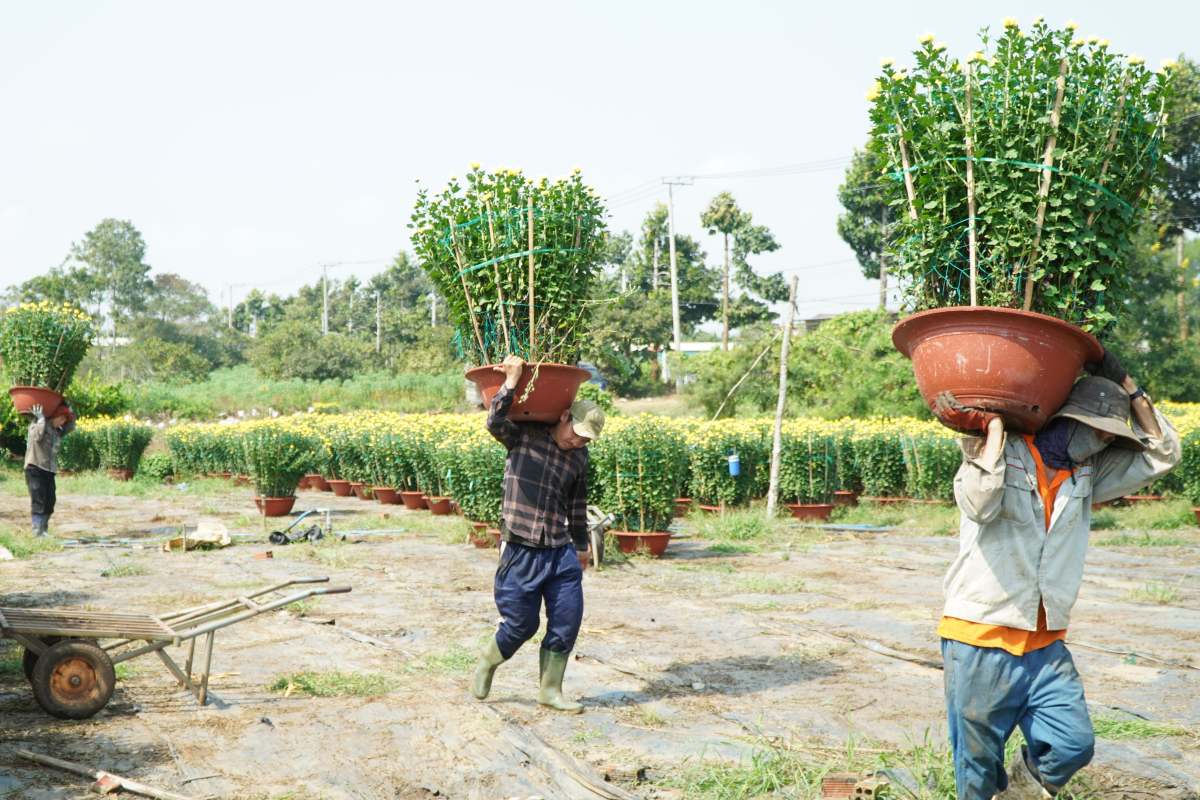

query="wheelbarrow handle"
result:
[291,577,330,584]
[316,585,353,595]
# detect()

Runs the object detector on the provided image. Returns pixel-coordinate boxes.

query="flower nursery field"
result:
[1,472,1199,800]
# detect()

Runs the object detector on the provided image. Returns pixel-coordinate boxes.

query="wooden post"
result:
[965,61,979,306]
[765,275,799,519]
[484,200,511,354]
[527,196,536,360]
[1022,58,1068,311]
[893,116,919,221]
[448,226,487,357]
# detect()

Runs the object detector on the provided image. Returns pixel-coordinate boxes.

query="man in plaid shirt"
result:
[471,355,605,713]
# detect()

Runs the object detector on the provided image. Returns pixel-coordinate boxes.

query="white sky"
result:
[2,1,1196,319]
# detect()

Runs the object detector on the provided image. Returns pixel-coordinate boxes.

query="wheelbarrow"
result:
[0,576,351,719]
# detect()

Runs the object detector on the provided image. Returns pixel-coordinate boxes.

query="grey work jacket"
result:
[24,417,75,473]
[945,408,1180,631]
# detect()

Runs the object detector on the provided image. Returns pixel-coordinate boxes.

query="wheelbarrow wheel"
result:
[31,639,116,720]
[22,636,62,682]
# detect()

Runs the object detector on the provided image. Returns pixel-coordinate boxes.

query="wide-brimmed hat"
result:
[1051,376,1145,451]
[570,399,606,441]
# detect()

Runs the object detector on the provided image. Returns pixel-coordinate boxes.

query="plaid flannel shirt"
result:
[486,384,589,550]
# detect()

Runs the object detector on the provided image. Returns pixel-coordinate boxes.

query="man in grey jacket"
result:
[24,402,75,537]
[933,352,1180,799]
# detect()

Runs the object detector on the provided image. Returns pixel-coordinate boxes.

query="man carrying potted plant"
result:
[934,352,1180,799]
[471,354,605,713]
[24,401,76,537]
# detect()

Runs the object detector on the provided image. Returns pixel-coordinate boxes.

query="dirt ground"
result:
[1,477,1198,799]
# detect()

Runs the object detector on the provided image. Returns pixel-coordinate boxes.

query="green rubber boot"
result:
[537,647,583,713]
[471,638,507,700]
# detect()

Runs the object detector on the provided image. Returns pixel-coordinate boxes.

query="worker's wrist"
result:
[1121,375,1138,394]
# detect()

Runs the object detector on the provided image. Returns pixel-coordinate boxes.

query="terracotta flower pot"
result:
[469,521,488,533]
[469,527,494,548]
[697,504,722,515]
[450,500,461,515]
[419,495,431,509]
[399,491,424,510]
[255,496,297,517]
[673,498,693,517]
[1124,495,1164,504]
[106,467,134,481]
[328,479,352,497]
[315,475,331,492]
[373,487,400,504]
[893,307,1102,434]
[297,475,311,490]
[487,528,502,547]
[302,473,325,491]
[833,490,858,507]
[786,503,834,521]
[613,531,672,557]
[427,496,452,515]
[8,386,65,418]
[350,482,371,500]
[234,474,251,487]
[465,363,591,424]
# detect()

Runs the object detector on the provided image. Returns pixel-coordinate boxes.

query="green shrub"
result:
[58,427,99,472]
[242,425,316,498]
[592,416,688,532]
[576,382,616,414]
[93,420,154,473]
[688,422,770,506]
[1179,430,1200,505]
[903,435,960,501]
[867,21,1172,331]
[779,433,838,504]
[855,432,907,497]
[0,301,94,392]
[441,434,506,524]
[137,453,174,483]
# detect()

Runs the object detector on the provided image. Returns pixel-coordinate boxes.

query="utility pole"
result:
[664,178,691,392]
[375,291,382,353]
[879,207,889,311]
[652,236,660,290]
[321,265,330,336]
[766,275,799,519]
[226,285,233,329]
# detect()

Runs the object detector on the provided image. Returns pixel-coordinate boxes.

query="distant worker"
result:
[932,351,1180,799]
[24,401,76,537]
[471,355,605,713]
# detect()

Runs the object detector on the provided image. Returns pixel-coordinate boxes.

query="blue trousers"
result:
[943,639,1095,799]
[493,541,583,659]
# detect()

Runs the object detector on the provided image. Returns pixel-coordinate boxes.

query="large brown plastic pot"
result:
[399,491,424,510]
[892,307,1102,434]
[106,468,134,481]
[427,496,452,515]
[786,503,834,521]
[465,363,591,424]
[8,386,65,418]
[373,487,400,504]
[327,479,352,497]
[833,490,858,507]
[612,531,672,557]
[255,496,297,517]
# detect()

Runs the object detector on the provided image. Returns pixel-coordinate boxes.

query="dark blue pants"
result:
[25,465,56,517]
[943,638,1095,799]
[493,541,583,659]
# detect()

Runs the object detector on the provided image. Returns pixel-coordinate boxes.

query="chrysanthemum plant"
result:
[409,165,608,365]
[0,301,94,391]
[867,19,1174,332]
